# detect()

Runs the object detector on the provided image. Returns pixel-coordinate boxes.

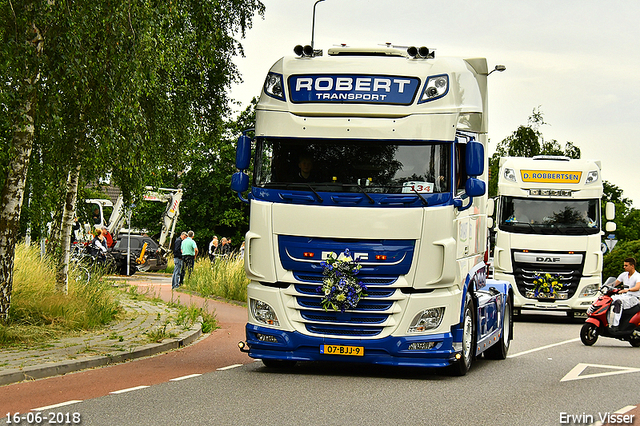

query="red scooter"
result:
[581,277,640,347]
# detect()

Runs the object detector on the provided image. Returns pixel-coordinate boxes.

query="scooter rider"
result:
[610,257,640,332]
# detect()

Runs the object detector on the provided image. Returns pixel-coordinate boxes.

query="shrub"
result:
[182,256,248,302]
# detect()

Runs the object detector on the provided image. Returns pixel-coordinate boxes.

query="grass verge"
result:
[0,244,121,347]
[181,256,248,303]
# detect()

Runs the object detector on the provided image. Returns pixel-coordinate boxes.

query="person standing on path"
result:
[181,230,198,282]
[172,232,187,289]
[208,236,219,262]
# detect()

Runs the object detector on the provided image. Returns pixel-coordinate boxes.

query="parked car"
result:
[109,235,167,275]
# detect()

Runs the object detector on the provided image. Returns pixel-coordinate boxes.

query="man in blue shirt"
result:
[172,232,187,289]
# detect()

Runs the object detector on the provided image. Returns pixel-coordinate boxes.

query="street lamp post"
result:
[311,0,325,50]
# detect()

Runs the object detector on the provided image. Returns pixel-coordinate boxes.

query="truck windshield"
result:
[253,137,451,194]
[498,197,600,235]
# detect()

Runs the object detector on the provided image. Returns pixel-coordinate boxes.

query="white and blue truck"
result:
[232,44,512,375]
[492,156,616,317]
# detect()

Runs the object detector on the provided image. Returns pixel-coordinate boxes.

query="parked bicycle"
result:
[69,243,114,284]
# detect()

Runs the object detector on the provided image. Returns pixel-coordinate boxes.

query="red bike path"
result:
[0,273,252,414]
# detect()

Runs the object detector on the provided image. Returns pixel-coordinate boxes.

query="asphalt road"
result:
[5,308,640,426]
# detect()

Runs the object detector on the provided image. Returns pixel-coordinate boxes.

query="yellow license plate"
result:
[320,344,364,356]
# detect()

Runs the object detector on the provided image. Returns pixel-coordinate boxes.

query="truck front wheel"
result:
[450,295,475,376]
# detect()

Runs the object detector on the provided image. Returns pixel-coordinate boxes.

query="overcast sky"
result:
[230,0,640,207]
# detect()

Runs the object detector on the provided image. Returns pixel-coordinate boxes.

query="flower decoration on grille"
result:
[317,249,368,312]
[532,272,564,297]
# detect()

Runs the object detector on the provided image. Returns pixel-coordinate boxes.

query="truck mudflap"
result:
[245,324,461,368]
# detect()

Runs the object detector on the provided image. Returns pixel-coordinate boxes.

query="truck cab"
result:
[493,155,616,316]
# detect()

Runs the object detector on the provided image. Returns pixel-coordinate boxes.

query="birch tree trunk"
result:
[0,90,37,323]
[0,21,43,323]
[56,162,82,294]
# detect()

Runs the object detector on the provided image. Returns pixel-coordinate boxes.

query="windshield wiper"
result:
[290,183,323,202]
[410,187,428,206]
[344,184,375,204]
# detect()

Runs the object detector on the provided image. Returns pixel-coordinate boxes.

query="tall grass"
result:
[0,244,121,346]
[182,257,248,303]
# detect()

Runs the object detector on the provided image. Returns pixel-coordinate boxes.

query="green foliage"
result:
[603,240,640,281]
[601,180,640,243]
[169,99,258,249]
[2,0,265,247]
[173,303,218,334]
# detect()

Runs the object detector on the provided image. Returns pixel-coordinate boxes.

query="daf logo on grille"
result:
[514,252,583,265]
[536,257,561,263]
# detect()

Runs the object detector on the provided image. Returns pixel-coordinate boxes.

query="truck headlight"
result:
[408,307,445,333]
[580,284,599,298]
[585,170,598,184]
[419,74,448,103]
[264,72,285,101]
[250,299,280,326]
[503,167,516,182]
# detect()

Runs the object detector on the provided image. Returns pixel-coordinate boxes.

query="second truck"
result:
[492,156,616,317]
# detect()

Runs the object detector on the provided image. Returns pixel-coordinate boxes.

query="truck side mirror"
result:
[236,134,252,170]
[231,172,249,193]
[605,202,616,221]
[456,178,486,211]
[465,178,486,197]
[465,141,484,177]
[606,222,617,233]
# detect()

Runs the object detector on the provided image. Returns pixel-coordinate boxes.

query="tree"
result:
[488,107,581,197]
[602,180,640,243]
[0,0,45,322]
[603,240,640,280]
[0,0,265,321]
[155,98,259,251]
[486,108,640,245]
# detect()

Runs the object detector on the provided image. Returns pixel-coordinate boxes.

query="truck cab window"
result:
[254,137,451,194]
[499,197,600,235]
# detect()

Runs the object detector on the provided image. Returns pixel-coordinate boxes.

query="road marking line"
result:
[170,374,202,381]
[110,385,150,394]
[507,338,579,358]
[217,364,243,371]
[561,363,640,382]
[590,406,636,426]
[32,400,82,411]
[615,405,637,414]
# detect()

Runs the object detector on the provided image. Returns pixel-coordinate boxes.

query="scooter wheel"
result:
[630,339,640,348]
[580,323,598,346]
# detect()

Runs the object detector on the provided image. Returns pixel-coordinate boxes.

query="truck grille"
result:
[292,275,399,337]
[279,236,413,338]
[512,250,584,299]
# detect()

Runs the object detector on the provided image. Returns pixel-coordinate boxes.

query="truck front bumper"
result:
[245,324,462,368]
